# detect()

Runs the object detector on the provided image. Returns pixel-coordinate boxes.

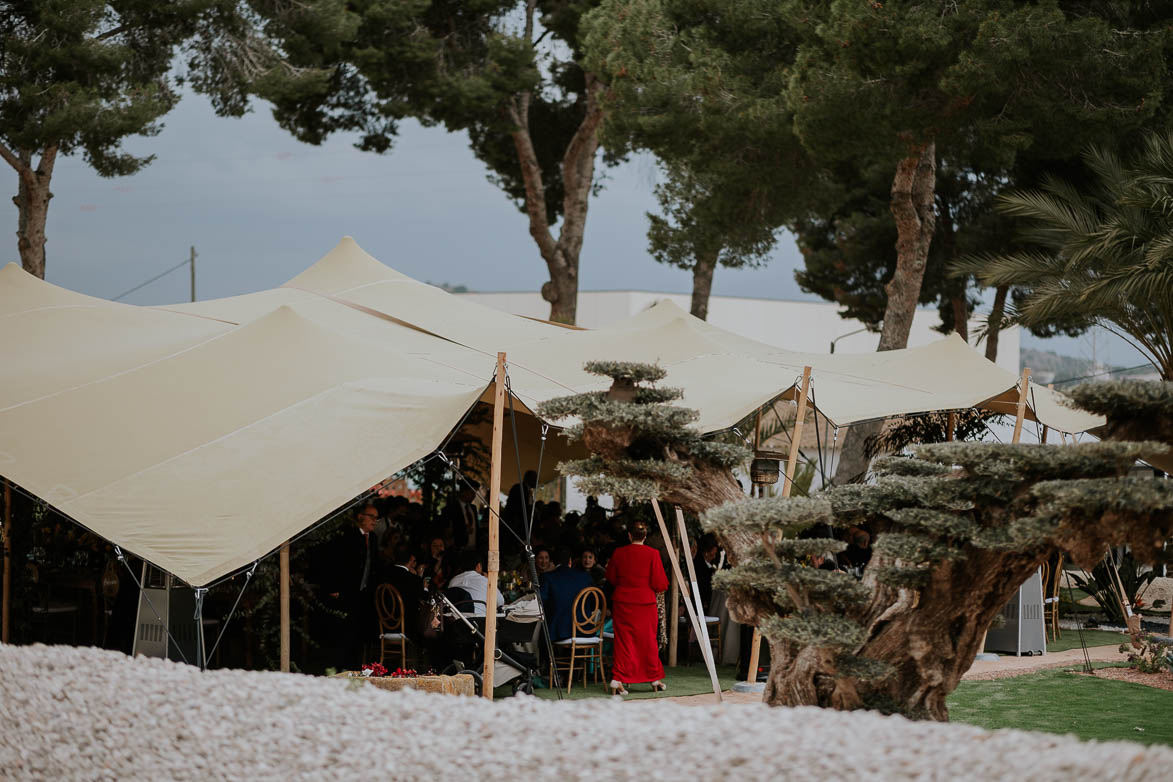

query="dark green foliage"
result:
[954,133,1173,379]
[762,613,864,650]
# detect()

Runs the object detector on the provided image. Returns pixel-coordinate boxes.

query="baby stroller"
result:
[435,588,542,696]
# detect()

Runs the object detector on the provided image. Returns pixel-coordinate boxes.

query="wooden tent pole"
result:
[1040,383,1055,445]
[1011,367,1031,444]
[946,412,957,442]
[978,367,1034,659]
[748,366,813,685]
[482,352,507,699]
[651,499,720,701]
[279,542,291,672]
[2,479,10,644]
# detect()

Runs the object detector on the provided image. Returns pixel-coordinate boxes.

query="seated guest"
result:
[540,547,594,642]
[385,547,426,641]
[843,530,873,571]
[447,550,505,617]
[533,546,556,585]
[578,547,606,589]
[694,533,720,611]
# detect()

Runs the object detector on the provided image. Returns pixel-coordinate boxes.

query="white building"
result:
[459,289,1020,374]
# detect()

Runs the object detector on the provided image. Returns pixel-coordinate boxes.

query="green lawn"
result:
[1045,628,1128,653]
[947,666,1173,747]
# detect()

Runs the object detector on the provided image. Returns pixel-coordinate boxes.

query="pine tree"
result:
[541,363,1173,719]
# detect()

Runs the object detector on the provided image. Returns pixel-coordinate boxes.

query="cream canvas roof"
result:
[0,237,1102,586]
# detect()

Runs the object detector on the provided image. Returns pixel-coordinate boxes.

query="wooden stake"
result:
[748,366,814,684]
[651,499,721,701]
[667,523,680,667]
[482,352,507,699]
[1011,367,1031,444]
[2,479,10,644]
[675,506,722,697]
[946,412,957,442]
[279,542,291,672]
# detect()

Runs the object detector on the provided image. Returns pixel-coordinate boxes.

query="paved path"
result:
[641,644,1129,707]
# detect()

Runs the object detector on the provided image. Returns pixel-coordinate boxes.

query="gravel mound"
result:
[2,644,1168,781]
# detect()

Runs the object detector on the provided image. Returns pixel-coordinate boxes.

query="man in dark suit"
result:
[322,503,380,670]
[385,547,426,642]
[539,547,594,642]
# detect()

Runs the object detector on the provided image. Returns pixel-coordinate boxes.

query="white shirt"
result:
[447,570,505,616]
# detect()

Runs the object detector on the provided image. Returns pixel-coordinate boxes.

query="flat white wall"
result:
[460,290,1021,375]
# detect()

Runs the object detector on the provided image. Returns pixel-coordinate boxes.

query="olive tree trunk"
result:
[2,143,57,279]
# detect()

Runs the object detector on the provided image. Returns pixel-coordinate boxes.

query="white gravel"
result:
[1,644,1168,781]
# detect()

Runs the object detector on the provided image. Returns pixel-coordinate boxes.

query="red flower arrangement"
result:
[359,663,438,678]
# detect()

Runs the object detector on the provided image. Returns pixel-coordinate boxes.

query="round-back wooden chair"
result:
[375,583,408,668]
[551,586,607,692]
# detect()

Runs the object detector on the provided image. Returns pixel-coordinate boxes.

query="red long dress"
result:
[605,543,670,684]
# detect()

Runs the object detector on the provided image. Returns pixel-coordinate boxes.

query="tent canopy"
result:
[0,237,1103,586]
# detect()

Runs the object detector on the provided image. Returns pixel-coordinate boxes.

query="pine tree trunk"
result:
[509,76,603,326]
[7,145,57,280]
[690,250,718,320]
[832,141,937,486]
[951,294,968,342]
[985,284,1008,362]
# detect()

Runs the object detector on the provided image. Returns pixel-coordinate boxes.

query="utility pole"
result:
[189,246,197,302]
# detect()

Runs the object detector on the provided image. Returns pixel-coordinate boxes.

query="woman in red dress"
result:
[604,521,670,694]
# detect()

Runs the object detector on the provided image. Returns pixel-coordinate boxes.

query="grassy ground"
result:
[947,665,1173,747]
[1044,629,1128,653]
[517,663,738,701]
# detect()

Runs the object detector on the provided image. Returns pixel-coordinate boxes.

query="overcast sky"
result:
[0,89,1146,370]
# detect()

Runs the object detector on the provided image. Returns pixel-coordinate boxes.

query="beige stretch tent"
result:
[0,238,1101,588]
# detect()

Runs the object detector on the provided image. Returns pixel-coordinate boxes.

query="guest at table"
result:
[605,521,670,695]
[540,548,594,642]
[694,533,720,611]
[578,547,606,589]
[386,547,426,641]
[447,550,505,617]
[534,546,556,583]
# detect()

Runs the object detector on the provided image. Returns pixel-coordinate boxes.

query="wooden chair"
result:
[551,586,607,692]
[1043,555,1063,642]
[375,583,408,669]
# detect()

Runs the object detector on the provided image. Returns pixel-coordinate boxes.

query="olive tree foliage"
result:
[0,1,316,279]
[242,0,619,324]
[541,361,1173,719]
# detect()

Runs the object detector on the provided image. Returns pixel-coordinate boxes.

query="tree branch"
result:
[508,95,559,266]
[0,141,29,177]
[557,73,605,258]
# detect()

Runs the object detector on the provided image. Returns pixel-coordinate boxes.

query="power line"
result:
[111,257,191,302]
[1050,363,1154,386]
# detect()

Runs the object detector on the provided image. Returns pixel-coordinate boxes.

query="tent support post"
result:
[482,352,506,699]
[2,479,10,644]
[1012,367,1031,444]
[747,365,812,685]
[979,367,1033,658]
[279,542,291,672]
[651,499,720,700]
[946,412,957,442]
